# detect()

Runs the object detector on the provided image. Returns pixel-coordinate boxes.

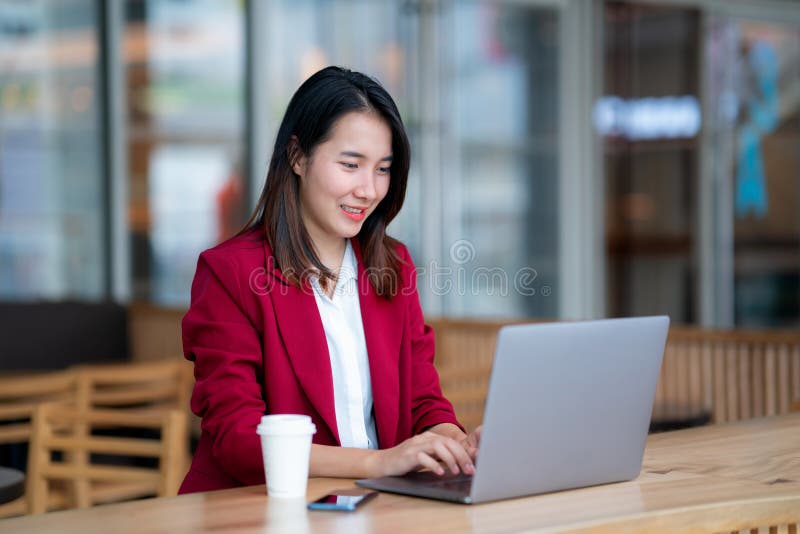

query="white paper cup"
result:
[256,414,316,498]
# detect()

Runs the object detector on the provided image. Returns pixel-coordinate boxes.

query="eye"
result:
[378,166,391,175]
[340,162,358,170]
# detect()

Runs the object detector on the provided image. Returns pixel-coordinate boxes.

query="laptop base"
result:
[356,472,473,504]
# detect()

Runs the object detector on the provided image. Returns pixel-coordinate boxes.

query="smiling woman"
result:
[241,68,411,299]
[291,111,394,291]
[179,66,480,494]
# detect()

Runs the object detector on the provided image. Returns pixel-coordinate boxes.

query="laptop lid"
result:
[468,316,669,503]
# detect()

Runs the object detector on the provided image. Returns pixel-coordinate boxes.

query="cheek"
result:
[377,177,391,201]
[321,167,354,199]
[304,171,343,205]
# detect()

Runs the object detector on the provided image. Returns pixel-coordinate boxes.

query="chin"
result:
[341,227,362,239]
[330,222,361,240]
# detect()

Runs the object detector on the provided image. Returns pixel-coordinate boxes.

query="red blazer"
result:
[179,229,462,493]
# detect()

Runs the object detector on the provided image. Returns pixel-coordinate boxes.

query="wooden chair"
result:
[1,360,194,516]
[68,360,193,508]
[25,402,186,514]
[0,370,79,517]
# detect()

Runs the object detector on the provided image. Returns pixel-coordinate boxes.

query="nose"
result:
[353,170,378,201]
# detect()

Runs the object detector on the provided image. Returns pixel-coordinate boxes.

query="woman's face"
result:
[294,111,393,254]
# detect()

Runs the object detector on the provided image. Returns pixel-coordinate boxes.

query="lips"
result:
[340,204,367,222]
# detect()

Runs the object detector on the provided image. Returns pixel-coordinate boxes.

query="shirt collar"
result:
[309,239,358,299]
[338,239,358,283]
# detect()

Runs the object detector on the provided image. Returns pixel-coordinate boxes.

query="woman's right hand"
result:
[369,431,475,478]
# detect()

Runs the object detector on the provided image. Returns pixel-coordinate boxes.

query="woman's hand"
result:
[369,431,476,477]
[461,425,482,460]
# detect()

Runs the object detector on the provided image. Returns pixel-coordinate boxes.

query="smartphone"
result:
[307,489,378,511]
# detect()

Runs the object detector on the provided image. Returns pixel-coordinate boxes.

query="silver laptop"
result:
[356,316,669,504]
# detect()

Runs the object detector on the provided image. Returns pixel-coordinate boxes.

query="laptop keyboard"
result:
[404,471,474,493]
[428,476,473,493]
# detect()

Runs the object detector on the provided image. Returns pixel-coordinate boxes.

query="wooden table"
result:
[2,414,800,533]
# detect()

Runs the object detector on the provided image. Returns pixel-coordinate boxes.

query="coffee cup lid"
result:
[256,414,316,436]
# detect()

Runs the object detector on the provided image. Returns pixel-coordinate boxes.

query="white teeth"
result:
[341,205,364,214]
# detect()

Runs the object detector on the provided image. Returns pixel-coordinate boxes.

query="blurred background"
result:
[1,1,799,517]
[0,0,798,364]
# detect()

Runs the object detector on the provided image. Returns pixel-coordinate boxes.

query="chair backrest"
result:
[26,402,186,514]
[74,359,193,412]
[0,370,79,446]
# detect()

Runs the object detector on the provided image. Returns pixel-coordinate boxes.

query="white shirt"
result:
[310,240,379,449]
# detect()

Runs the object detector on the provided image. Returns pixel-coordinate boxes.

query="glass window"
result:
[706,16,800,327]
[0,1,105,300]
[124,0,246,305]
[602,3,700,323]
[438,1,560,319]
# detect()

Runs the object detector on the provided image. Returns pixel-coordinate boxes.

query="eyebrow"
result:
[339,151,393,162]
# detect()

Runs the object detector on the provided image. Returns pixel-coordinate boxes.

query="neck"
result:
[313,237,347,273]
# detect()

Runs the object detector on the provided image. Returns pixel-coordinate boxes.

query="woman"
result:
[179,66,479,493]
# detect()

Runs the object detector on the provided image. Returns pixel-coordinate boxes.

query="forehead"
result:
[324,112,392,154]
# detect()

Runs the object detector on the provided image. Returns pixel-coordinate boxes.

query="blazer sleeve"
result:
[182,249,266,486]
[400,245,466,435]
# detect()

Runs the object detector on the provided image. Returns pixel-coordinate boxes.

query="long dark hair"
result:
[240,66,410,298]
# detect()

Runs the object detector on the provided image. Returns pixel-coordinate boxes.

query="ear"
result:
[288,135,306,177]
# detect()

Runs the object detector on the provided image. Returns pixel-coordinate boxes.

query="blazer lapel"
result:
[264,242,340,445]
[352,239,402,448]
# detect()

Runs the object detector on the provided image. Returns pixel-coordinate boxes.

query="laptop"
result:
[356,316,669,504]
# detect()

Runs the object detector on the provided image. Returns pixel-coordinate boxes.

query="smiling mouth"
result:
[341,205,365,214]
[340,204,368,222]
